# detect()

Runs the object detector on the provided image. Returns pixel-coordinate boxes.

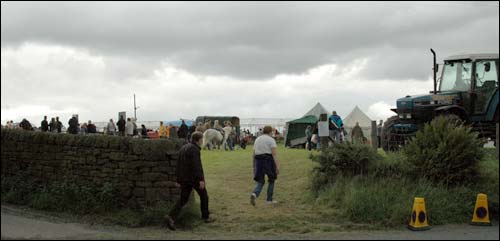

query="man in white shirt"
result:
[125,118,134,137]
[250,126,280,206]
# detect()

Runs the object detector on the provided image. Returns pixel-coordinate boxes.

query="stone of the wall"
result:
[0,129,184,208]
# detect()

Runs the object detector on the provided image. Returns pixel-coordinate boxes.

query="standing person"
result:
[125,118,134,137]
[312,125,319,151]
[159,121,168,139]
[41,116,49,132]
[141,124,148,139]
[132,118,138,136]
[56,117,63,133]
[250,125,280,206]
[87,120,97,134]
[107,119,116,135]
[49,118,57,133]
[165,131,213,230]
[20,118,33,131]
[377,120,383,148]
[188,124,196,142]
[305,125,313,151]
[68,116,79,134]
[240,132,247,150]
[328,111,343,144]
[7,121,14,129]
[350,122,365,144]
[80,122,88,134]
[117,116,126,136]
[178,120,189,141]
[170,124,178,139]
[166,123,173,139]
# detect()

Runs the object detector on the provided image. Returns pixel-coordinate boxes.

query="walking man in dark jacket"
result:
[165,131,212,230]
[41,116,49,132]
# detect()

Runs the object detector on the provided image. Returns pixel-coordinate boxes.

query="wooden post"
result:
[319,114,329,150]
[371,121,377,149]
[496,122,499,160]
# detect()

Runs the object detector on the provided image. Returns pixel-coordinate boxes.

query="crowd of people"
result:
[304,111,385,151]
[2,116,205,143]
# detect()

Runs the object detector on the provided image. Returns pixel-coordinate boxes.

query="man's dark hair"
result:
[191,131,203,143]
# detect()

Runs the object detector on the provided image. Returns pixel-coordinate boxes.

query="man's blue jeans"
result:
[253,180,275,202]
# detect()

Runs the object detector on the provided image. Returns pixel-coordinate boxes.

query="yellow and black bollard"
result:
[408,197,430,231]
[470,193,491,226]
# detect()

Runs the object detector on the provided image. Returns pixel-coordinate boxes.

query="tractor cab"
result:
[382,51,499,151]
[438,54,499,121]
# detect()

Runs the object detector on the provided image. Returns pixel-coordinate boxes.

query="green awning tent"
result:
[284,102,328,147]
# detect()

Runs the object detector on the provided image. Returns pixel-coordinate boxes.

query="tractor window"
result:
[440,60,472,92]
[474,60,498,114]
[475,60,498,88]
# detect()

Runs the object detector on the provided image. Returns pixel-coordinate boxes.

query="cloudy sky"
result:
[1,1,499,125]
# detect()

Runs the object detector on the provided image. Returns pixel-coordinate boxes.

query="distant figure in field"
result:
[125,118,134,137]
[165,131,213,231]
[350,122,365,144]
[178,120,189,140]
[68,116,79,134]
[80,122,88,134]
[41,116,49,132]
[188,123,197,142]
[107,119,116,135]
[377,120,383,148]
[169,123,178,139]
[132,118,138,136]
[305,125,313,151]
[87,120,97,134]
[49,118,57,133]
[20,118,33,131]
[159,121,168,139]
[117,116,126,136]
[141,124,148,139]
[329,111,343,144]
[250,125,280,206]
[56,117,63,133]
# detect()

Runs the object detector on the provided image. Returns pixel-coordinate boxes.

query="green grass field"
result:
[190,145,349,234]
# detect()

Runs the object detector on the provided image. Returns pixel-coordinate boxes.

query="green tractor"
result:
[382,49,499,151]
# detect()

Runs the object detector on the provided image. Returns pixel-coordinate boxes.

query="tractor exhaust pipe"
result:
[431,48,437,94]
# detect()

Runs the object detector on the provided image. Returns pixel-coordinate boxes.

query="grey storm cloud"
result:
[1,1,499,81]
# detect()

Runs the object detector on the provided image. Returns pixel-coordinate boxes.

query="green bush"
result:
[403,116,485,186]
[311,143,382,192]
[369,151,412,179]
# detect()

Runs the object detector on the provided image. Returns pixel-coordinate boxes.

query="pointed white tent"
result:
[343,106,373,142]
[303,102,329,119]
[343,106,373,128]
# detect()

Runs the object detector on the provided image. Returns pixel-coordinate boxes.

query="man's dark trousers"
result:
[169,183,209,220]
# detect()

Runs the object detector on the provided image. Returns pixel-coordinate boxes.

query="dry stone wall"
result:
[1,128,185,208]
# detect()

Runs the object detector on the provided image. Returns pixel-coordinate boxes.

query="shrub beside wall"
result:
[1,129,184,209]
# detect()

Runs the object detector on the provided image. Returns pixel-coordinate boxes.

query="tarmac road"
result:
[1,205,498,240]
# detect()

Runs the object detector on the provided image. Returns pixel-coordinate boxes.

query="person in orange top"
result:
[159,121,168,138]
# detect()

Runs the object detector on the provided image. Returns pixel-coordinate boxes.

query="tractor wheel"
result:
[439,113,464,126]
[381,115,400,152]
